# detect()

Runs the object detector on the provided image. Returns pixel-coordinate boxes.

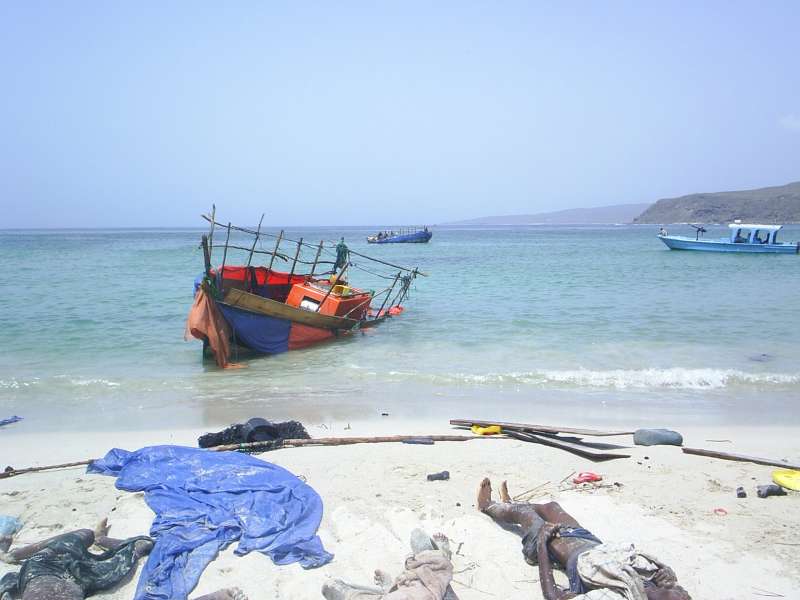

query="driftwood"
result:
[450,419,633,437]
[0,435,496,480]
[682,447,800,470]
[209,434,488,453]
[0,459,95,480]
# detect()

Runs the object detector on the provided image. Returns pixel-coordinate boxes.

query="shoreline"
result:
[2,420,799,599]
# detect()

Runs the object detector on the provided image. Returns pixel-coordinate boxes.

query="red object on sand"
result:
[573,472,603,484]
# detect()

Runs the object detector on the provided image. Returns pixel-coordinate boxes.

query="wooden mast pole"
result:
[315,262,349,313]
[289,237,303,278]
[201,235,211,276]
[220,222,232,280]
[310,240,324,277]
[267,229,284,272]
[246,214,265,268]
[375,271,401,317]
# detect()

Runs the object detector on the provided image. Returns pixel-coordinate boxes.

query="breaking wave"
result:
[377,368,800,390]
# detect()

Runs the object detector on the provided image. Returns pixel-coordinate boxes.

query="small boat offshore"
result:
[658,224,799,254]
[186,209,424,367]
[367,227,432,244]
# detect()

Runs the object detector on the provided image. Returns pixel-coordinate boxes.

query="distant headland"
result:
[443,203,650,226]
[633,181,800,224]
[446,181,800,226]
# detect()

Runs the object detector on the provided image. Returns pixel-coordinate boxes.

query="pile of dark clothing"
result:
[198,418,310,452]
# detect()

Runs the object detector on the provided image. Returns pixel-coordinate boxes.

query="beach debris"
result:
[427,471,450,481]
[573,472,603,484]
[756,484,787,498]
[772,468,800,491]
[0,515,22,537]
[682,447,800,470]
[736,486,747,498]
[504,430,631,461]
[89,445,333,599]
[713,508,728,516]
[470,424,502,435]
[633,428,683,446]
[1,435,497,480]
[210,434,488,453]
[512,481,551,501]
[0,416,22,428]
[198,418,310,448]
[450,419,633,437]
[748,353,773,362]
[381,412,390,417]
[403,437,435,445]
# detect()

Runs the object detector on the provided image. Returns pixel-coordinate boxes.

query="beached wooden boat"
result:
[186,211,421,366]
[659,224,799,254]
[367,227,432,244]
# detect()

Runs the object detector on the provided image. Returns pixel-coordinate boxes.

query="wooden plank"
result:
[682,447,800,470]
[223,288,359,330]
[450,419,634,437]
[507,430,630,461]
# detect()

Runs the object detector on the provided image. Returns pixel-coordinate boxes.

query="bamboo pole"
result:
[682,447,800,470]
[267,229,284,272]
[316,262,349,312]
[246,214,265,269]
[375,271,401,317]
[208,204,216,257]
[0,459,94,480]
[289,238,303,278]
[0,435,500,480]
[201,235,211,276]
[209,434,487,453]
[310,240,324,276]
[220,222,231,276]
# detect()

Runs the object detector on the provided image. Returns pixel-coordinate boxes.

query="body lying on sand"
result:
[321,479,691,600]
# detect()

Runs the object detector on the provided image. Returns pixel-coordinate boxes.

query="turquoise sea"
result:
[1,224,799,433]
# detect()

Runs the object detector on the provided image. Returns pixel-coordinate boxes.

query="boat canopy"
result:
[727,224,782,231]
[728,223,783,244]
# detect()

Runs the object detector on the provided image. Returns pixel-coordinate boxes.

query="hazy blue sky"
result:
[1,1,799,227]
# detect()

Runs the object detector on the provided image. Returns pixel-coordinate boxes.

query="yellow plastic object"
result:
[332,285,352,296]
[471,424,502,436]
[772,469,800,491]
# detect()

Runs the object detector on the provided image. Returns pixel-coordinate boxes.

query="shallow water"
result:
[1,224,798,432]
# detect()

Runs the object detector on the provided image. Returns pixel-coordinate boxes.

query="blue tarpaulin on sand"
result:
[88,445,332,600]
[0,416,22,428]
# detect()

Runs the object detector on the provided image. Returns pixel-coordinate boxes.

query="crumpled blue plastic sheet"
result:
[0,416,22,428]
[88,445,332,600]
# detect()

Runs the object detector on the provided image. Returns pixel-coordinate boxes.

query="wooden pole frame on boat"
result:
[220,222,232,277]
[201,215,425,276]
[246,214,265,269]
[310,240,324,277]
[207,204,216,257]
[375,271,401,317]
[267,229,284,272]
[315,262,349,313]
[289,237,303,278]
[201,235,212,276]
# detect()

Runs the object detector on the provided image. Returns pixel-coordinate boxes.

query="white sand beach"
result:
[1,421,798,600]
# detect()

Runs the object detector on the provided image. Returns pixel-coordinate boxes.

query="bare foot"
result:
[374,569,393,591]
[94,517,110,539]
[432,533,452,560]
[499,480,511,503]
[477,477,493,512]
